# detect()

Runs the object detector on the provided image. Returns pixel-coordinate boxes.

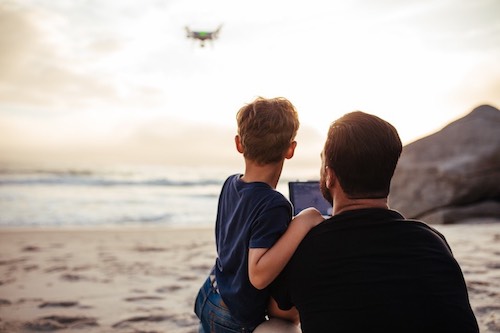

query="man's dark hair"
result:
[324,111,402,198]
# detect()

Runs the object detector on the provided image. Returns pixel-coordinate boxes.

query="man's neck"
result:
[241,159,285,189]
[333,197,389,215]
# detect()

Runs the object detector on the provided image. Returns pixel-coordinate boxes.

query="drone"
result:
[185,25,222,47]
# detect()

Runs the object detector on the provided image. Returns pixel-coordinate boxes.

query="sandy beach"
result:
[1,222,499,333]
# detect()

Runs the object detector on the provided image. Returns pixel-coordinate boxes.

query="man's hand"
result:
[267,297,299,324]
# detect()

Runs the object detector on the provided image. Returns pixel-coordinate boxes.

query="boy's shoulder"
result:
[223,174,290,206]
[224,174,275,192]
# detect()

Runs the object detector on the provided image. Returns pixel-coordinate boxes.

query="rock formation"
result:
[389,105,500,223]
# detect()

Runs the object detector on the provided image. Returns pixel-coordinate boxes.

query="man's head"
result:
[320,111,402,203]
[236,97,299,165]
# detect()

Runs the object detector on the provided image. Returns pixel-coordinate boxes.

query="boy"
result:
[194,97,323,332]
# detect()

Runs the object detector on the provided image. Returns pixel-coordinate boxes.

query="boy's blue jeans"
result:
[194,276,260,333]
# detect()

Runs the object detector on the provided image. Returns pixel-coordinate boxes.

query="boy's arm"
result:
[248,207,323,290]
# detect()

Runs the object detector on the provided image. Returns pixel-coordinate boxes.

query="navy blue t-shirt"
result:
[214,174,293,326]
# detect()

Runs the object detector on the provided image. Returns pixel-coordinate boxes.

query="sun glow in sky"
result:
[1,0,499,169]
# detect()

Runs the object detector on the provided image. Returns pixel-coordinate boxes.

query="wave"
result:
[0,177,223,187]
[0,168,224,187]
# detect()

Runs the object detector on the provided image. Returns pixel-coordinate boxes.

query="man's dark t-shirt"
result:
[272,209,479,333]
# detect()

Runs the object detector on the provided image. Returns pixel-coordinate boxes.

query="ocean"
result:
[0,164,316,229]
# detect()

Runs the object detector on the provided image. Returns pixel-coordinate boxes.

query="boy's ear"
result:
[235,135,244,154]
[284,141,297,160]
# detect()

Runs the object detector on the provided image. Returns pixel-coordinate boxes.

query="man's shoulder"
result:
[302,210,447,242]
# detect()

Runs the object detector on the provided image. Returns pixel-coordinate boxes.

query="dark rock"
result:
[420,201,500,224]
[389,105,500,223]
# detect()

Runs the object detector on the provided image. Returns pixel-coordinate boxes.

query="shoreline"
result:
[0,225,214,233]
[1,223,499,332]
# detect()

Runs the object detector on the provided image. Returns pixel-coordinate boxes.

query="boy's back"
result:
[215,174,292,325]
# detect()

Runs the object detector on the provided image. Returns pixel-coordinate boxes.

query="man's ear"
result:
[325,167,336,189]
[235,135,244,154]
[284,141,297,160]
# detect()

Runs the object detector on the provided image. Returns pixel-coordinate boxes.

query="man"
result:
[271,111,479,332]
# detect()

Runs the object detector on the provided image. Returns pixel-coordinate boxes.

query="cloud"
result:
[0,3,114,109]
[0,2,168,112]
[1,0,499,169]
[452,60,500,110]
[123,119,323,166]
[399,0,500,52]
[0,111,325,169]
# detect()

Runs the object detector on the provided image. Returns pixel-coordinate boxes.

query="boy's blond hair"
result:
[236,97,299,165]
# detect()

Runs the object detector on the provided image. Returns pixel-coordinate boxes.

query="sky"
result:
[1,0,499,170]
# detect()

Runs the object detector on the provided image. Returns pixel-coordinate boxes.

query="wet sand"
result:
[0,222,499,332]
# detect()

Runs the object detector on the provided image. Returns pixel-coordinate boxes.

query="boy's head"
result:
[236,97,300,165]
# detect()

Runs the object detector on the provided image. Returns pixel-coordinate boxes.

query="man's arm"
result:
[248,207,323,290]
[267,297,299,324]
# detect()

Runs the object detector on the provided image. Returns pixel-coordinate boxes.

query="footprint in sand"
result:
[112,314,174,328]
[133,246,168,252]
[21,246,41,252]
[44,265,68,273]
[156,285,183,293]
[38,301,79,308]
[24,315,98,330]
[124,296,164,302]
